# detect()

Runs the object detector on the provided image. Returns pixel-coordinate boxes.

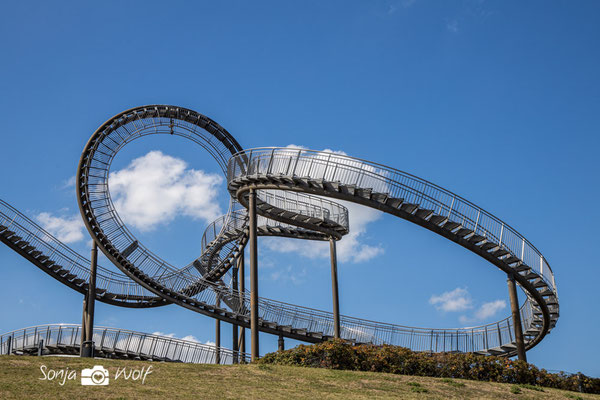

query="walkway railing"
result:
[0,324,249,364]
[0,200,160,304]
[228,147,557,295]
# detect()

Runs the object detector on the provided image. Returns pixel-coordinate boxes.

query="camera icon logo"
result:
[81,365,110,386]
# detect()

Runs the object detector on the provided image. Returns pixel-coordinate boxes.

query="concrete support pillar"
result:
[330,237,341,339]
[278,335,284,352]
[507,273,527,362]
[215,297,221,365]
[238,251,246,358]
[82,243,97,358]
[249,189,259,361]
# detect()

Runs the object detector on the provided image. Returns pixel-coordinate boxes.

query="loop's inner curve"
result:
[70,105,558,357]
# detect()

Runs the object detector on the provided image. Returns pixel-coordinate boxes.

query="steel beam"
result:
[80,294,87,356]
[238,251,246,358]
[215,297,221,365]
[330,237,341,339]
[507,273,527,362]
[232,266,239,364]
[249,189,259,361]
[82,243,97,358]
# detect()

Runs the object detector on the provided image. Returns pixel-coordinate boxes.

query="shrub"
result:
[257,339,600,394]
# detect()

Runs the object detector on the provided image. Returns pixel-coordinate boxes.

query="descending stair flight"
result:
[1,105,559,357]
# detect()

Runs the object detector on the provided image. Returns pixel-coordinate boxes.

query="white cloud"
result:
[459,300,507,324]
[262,145,384,264]
[262,200,384,264]
[61,175,76,190]
[474,300,506,320]
[429,287,473,312]
[36,212,85,244]
[109,151,223,232]
[269,265,307,285]
[151,331,199,343]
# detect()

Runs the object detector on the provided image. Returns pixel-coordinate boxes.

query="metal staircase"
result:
[0,105,558,360]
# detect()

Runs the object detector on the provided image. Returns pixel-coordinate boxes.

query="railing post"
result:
[329,237,341,339]
[507,273,527,362]
[6,335,12,355]
[249,189,259,361]
[291,150,301,176]
[37,339,43,356]
[448,196,455,218]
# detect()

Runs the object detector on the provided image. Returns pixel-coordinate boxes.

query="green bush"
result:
[257,339,600,394]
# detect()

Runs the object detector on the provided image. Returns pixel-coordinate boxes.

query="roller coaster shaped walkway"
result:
[0,105,558,360]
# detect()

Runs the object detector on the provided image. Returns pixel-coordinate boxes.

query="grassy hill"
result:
[0,355,597,400]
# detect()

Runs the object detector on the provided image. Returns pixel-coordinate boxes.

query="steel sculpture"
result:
[0,105,558,364]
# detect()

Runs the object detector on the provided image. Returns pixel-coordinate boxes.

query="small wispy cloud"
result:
[446,19,459,33]
[60,175,76,190]
[429,287,473,312]
[151,331,200,343]
[474,300,506,320]
[269,265,307,285]
[36,211,85,244]
[460,300,507,324]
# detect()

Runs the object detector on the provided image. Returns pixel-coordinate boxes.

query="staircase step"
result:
[442,221,461,231]
[355,188,372,199]
[491,248,510,258]
[455,228,474,238]
[429,215,447,226]
[480,242,498,252]
[370,193,388,204]
[503,255,520,265]
[415,209,434,220]
[468,234,486,244]
[340,184,356,196]
[385,197,404,209]
[400,203,418,214]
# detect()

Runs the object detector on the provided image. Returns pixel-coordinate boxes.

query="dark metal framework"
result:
[0,105,559,363]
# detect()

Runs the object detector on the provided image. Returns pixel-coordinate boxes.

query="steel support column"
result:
[507,273,527,362]
[232,266,239,364]
[249,189,259,361]
[330,237,341,339]
[80,294,87,356]
[82,243,97,358]
[238,251,246,358]
[278,335,284,352]
[215,297,221,365]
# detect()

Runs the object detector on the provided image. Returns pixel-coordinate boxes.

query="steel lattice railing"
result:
[228,148,557,295]
[0,200,160,305]
[0,324,249,364]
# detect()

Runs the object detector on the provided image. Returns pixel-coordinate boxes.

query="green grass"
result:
[441,378,466,388]
[0,355,598,400]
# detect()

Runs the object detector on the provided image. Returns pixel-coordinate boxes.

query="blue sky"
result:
[1,1,599,376]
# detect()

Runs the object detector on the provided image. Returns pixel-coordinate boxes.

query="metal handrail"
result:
[0,323,249,364]
[0,200,161,304]
[228,147,556,295]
